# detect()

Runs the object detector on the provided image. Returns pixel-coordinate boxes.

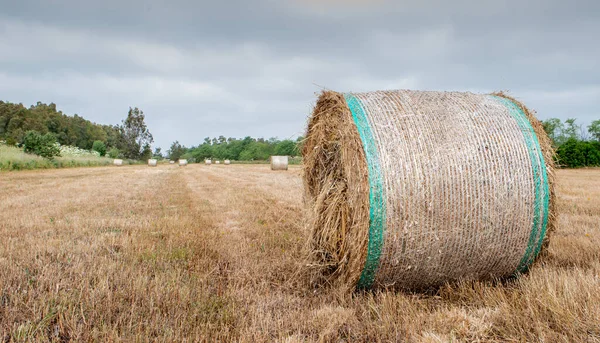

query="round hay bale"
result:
[303,90,556,291]
[178,159,188,166]
[205,159,212,165]
[170,160,175,164]
[224,160,231,165]
[271,156,289,171]
[148,159,157,167]
[215,160,221,164]
[113,159,123,166]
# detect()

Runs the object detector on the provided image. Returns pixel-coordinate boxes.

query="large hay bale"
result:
[271,156,289,171]
[179,159,188,166]
[303,90,555,290]
[113,159,123,166]
[205,159,212,165]
[224,160,231,165]
[215,160,221,164]
[148,159,157,167]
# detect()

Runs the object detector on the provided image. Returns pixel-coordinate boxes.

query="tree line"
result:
[0,101,153,160]
[542,118,600,168]
[2,99,598,168]
[166,136,302,162]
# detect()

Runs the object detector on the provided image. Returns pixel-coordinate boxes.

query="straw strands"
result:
[303,90,556,291]
[271,156,289,171]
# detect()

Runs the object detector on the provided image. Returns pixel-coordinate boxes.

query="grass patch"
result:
[0,144,131,171]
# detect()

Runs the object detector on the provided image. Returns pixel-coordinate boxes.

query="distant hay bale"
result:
[205,159,212,165]
[215,160,221,164]
[148,159,157,167]
[113,159,123,166]
[303,90,556,291]
[179,159,188,166]
[224,160,231,165]
[270,156,288,171]
[170,161,175,164]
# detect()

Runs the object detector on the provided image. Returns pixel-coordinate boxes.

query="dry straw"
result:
[179,159,188,167]
[148,159,157,167]
[113,159,123,166]
[271,156,289,171]
[303,90,555,291]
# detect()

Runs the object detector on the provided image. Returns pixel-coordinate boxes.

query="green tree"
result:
[274,139,298,156]
[107,147,121,159]
[168,141,187,161]
[120,107,153,160]
[589,120,600,142]
[563,118,580,141]
[23,130,61,159]
[153,147,163,159]
[541,118,564,146]
[92,140,107,156]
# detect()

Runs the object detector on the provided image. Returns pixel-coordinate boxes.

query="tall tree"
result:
[588,119,600,142]
[153,147,163,159]
[168,141,187,161]
[120,107,153,160]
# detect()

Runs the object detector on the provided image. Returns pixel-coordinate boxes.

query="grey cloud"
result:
[0,0,598,149]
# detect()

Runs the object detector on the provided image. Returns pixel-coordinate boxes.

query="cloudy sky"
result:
[1,0,598,149]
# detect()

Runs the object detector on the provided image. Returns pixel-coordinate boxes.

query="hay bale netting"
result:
[179,159,188,167]
[303,90,556,290]
[205,159,212,165]
[113,159,123,166]
[270,156,289,171]
[148,159,157,167]
[224,160,231,165]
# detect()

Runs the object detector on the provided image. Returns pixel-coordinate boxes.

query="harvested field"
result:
[0,165,599,342]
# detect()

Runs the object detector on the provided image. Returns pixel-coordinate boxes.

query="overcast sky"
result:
[1,0,598,150]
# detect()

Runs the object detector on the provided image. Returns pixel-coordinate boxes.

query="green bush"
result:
[22,131,60,159]
[556,139,600,168]
[92,140,107,156]
[107,147,120,159]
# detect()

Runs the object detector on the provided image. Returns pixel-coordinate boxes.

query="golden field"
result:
[0,165,599,342]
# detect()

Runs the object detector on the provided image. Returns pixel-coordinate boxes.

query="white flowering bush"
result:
[55,143,101,157]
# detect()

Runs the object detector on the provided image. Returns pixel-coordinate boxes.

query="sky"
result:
[0,0,598,150]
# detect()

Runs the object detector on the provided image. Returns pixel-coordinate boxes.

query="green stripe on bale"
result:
[344,94,386,289]
[491,95,550,273]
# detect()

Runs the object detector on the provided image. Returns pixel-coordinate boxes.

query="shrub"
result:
[556,139,600,168]
[92,140,107,156]
[107,147,121,159]
[22,130,61,159]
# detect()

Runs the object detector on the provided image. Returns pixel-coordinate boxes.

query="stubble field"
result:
[0,164,599,342]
